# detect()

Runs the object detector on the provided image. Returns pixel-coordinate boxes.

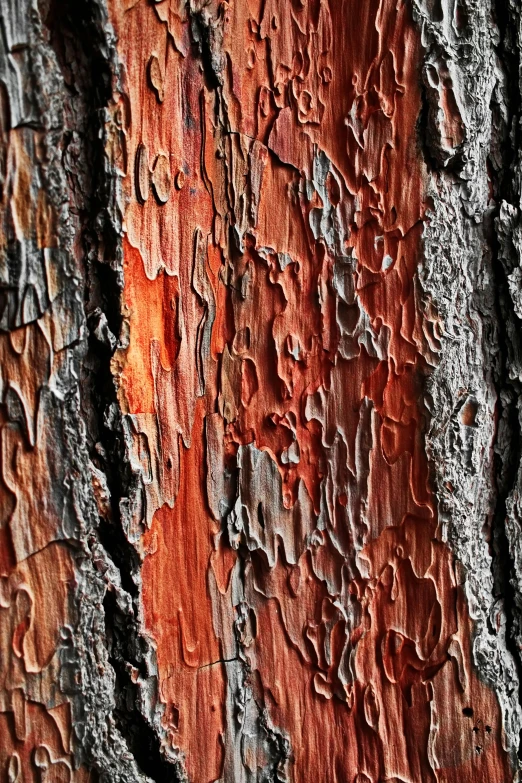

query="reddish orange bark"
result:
[0,64,90,783]
[107,0,513,780]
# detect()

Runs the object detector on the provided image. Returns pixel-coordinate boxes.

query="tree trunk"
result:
[1,0,522,780]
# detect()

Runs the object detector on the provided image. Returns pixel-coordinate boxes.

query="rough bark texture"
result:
[1,0,522,781]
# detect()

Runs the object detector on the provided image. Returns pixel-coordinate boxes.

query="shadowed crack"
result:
[489,0,522,760]
[43,1,182,780]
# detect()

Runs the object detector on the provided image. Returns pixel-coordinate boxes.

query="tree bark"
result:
[1,0,522,781]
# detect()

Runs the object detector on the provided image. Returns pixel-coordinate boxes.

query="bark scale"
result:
[0,0,521,781]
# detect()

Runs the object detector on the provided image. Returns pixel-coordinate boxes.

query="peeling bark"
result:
[1,0,522,781]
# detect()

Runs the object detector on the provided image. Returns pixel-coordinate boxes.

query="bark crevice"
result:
[43,2,181,780]
[489,0,522,759]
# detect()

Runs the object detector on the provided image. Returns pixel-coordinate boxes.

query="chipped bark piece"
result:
[7,753,20,783]
[134,142,149,204]
[147,54,164,103]
[151,153,171,204]
[174,168,185,190]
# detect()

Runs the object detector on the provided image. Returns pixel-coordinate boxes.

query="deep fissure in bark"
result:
[488,201,522,759]
[43,2,181,780]
[489,0,522,759]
